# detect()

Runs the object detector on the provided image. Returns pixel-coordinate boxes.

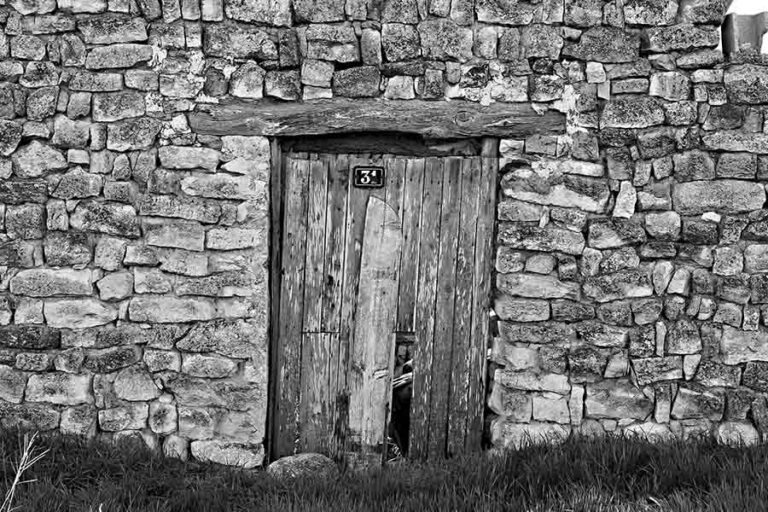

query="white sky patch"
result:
[726,0,768,15]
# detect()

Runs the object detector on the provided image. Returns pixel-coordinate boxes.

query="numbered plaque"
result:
[353,166,385,188]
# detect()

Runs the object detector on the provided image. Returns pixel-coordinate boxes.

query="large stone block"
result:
[494,295,550,322]
[204,24,277,60]
[144,220,205,251]
[86,44,153,69]
[562,27,640,63]
[12,140,67,178]
[98,402,148,431]
[702,131,768,153]
[0,120,22,157]
[182,353,238,378]
[84,345,141,372]
[418,19,473,62]
[92,91,146,121]
[502,167,610,214]
[497,273,580,300]
[158,146,221,171]
[671,385,724,421]
[138,195,221,224]
[225,0,290,25]
[331,66,381,97]
[499,321,576,345]
[306,24,359,62]
[0,365,27,404]
[0,181,48,204]
[107,117,161,151]
[60,405,98,437]
[10,269,92,297]
[5,204,45,240]
[0,403,60,431]
[724,64,768,104]
[45,232,92,267]
[643,24,719,52]
[496,369,570,394]
[176,320,262,359]
[623,0,678,25]
[180,174,253,200]
[585,379,652,419]
[600,97,665,129]
[45,299,118,329]
[631,357,683,385]
[497,224,585,255]
[163,373,262,411]
[113,365,161,401]
[672,180,766,215]
[0,326,60,349]
[721,326,768,364]
[51,168,103,199]
[77,14,147,44]
[129,296,217,323]
[70,202,140,237]
[588,219,647,249]
[583,269,653,302]
[745,245,768,273]
[26,373,92,405]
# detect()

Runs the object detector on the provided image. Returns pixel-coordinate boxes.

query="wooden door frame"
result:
[265,133,505,463]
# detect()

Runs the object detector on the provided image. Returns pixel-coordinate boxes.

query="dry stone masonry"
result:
[0,0,766,466]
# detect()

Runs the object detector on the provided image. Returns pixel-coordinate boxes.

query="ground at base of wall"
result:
[3,428,768,512]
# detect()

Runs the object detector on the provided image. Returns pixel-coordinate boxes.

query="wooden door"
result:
[271,147,498,464]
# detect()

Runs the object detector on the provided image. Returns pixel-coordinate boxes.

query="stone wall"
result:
[487,1,768,449]
[0,0,764,465]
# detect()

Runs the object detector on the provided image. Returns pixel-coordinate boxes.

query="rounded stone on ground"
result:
[266,453,340,481]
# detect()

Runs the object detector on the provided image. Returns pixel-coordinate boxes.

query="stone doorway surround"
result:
[190,97,567,461]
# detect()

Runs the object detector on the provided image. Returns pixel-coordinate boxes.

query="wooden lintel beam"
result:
[188,99,566,139]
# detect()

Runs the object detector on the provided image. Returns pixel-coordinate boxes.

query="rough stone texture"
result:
[1,0,768,466]
[267,453,340,481]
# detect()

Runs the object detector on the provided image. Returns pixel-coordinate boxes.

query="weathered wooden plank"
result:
[189,99,567,139]
[346,196,402,468]
[267,138,282,463]
[466,140,499,452]
[409,157,443,460]
[427,157,462,460]
[335,157,370,460]
[320,154,349,333]
[281,133,482,157]
[447,157,481,456]
[396,159,425,333]
[299,332,333,454]
[276,157,310,457]
[302,159,329,332]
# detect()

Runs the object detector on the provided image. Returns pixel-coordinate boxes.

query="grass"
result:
[1,428,768,511]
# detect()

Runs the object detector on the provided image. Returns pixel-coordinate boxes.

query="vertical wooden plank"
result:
[466,141,499,451]
[427,157,462,460]
[320,154,350,333]
[302,158,329,331]
[267,138,282,463]
[320,154,349,461]
[298,158,330,454]
[299,332,333,453]
[396,159,425,333]
[334,156,369,461]
[409,157,443,460]
[447,157,481,456]
[276,157,311,457]
[346,196,402,468]
[382,155,405,463]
